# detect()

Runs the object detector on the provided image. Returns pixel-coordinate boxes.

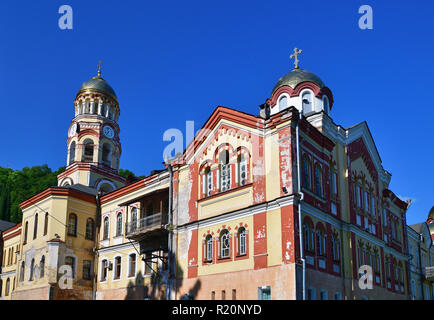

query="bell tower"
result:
[57,62,126,193]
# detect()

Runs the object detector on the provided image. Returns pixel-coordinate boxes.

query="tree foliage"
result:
[0,165,65,223]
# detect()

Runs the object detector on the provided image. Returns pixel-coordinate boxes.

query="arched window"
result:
[82,139,94,162]
[237,227,247,256]
[303,223,314,252]
[29,259,35,281]
[101,259,108,281]
[314,165,323,198]
[237,154,247,186]
[116,213,123,237]
[129,253,136,277]
[103,217,109,240]
[24,221,28,245]
[69,141,76,165]
[85,218,95,240]
[203,167,213,197]
[219,150,231,192]
[332,235,340,261]
[33,213,38,239]
[317,228,326,256]
[219,230,230,258]
[102,143,112,167]
[5,278,10,296]
[68,213,77,236]
[44,213,48,236]
[19,261,25,282]
[302,91,313,114]
[40,256,45,278]
[205,235,213,261]
[279,95,288,112]
[302,156,312,190]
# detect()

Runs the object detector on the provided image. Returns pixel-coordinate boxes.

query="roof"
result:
[409,222,425,234]
[0,220,16,232]
[77,76,117,100]
[272,68,325,94]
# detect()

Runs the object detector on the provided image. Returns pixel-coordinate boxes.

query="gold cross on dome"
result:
[290,48,302,69]
[97,60,102,77]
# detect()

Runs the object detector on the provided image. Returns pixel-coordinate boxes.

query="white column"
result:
[105,104,110,118]
[90,101,95,114]
[98,100,102,115]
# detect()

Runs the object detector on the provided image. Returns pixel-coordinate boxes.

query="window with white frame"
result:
[238,154,247,186]
[114,256,122,279]
[219,230,230,258]
[103,217,109,240]
[101,259,107,281]
[128,253,136,277]
[116,213,123,236]
[302,91,313,114]
[203,167,212,197]
[237,227,247,256]
[219,151,231,192]
[279,95,288,112]
[205,235,213,261]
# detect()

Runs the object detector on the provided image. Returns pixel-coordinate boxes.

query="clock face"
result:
[69,123,77,137]
[103,125,115,139]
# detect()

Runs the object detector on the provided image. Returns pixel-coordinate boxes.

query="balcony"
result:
[126,212,168,239]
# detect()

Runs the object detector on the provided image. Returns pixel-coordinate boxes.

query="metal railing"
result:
[126,212,167,236]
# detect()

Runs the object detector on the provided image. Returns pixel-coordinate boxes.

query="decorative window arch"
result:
[237,227,247,256]
[103,217,109,240]
[302,90,313,114]
[279,95,289,112]
[314,164,323,198]
[82,139,94,162]
[219,230,230,258]
[33,213,38,239]
[85,218,95,240]
[116,212,123,237]
[302,155,312,190]
[68,213,77,236]
[205,234,213,262]
[69,141,76,165]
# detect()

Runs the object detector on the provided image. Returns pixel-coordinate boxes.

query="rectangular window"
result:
[65,256,76,279]
[129,254,136,277]
[211,291,215,300]
[101,260,107,281]
[114,256,121,279]
[320,290,328,300]
[307,287,316,300]
[258,286,271,300]
[221,290,226,300]
[232,289,236,300]
[82,260,92,280]
[144,253,153,275]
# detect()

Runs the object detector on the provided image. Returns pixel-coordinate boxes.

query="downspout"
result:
[92,192,101,300]
[403,203,411,300]
[166,163,174,300]
[418,233,425,300]
[295,109,305,300]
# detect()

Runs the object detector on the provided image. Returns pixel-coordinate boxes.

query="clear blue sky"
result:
[0,0,432,224]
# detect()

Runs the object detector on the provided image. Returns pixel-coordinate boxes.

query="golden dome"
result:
[77,76,117,100]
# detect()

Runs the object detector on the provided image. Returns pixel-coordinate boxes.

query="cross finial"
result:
[97,60,102,77]
[290,48,302,69]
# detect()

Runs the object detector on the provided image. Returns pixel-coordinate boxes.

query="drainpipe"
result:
[418,234,425,300]
[92,192,101,300]
[166,163,174,300]
[295,109,305,300]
